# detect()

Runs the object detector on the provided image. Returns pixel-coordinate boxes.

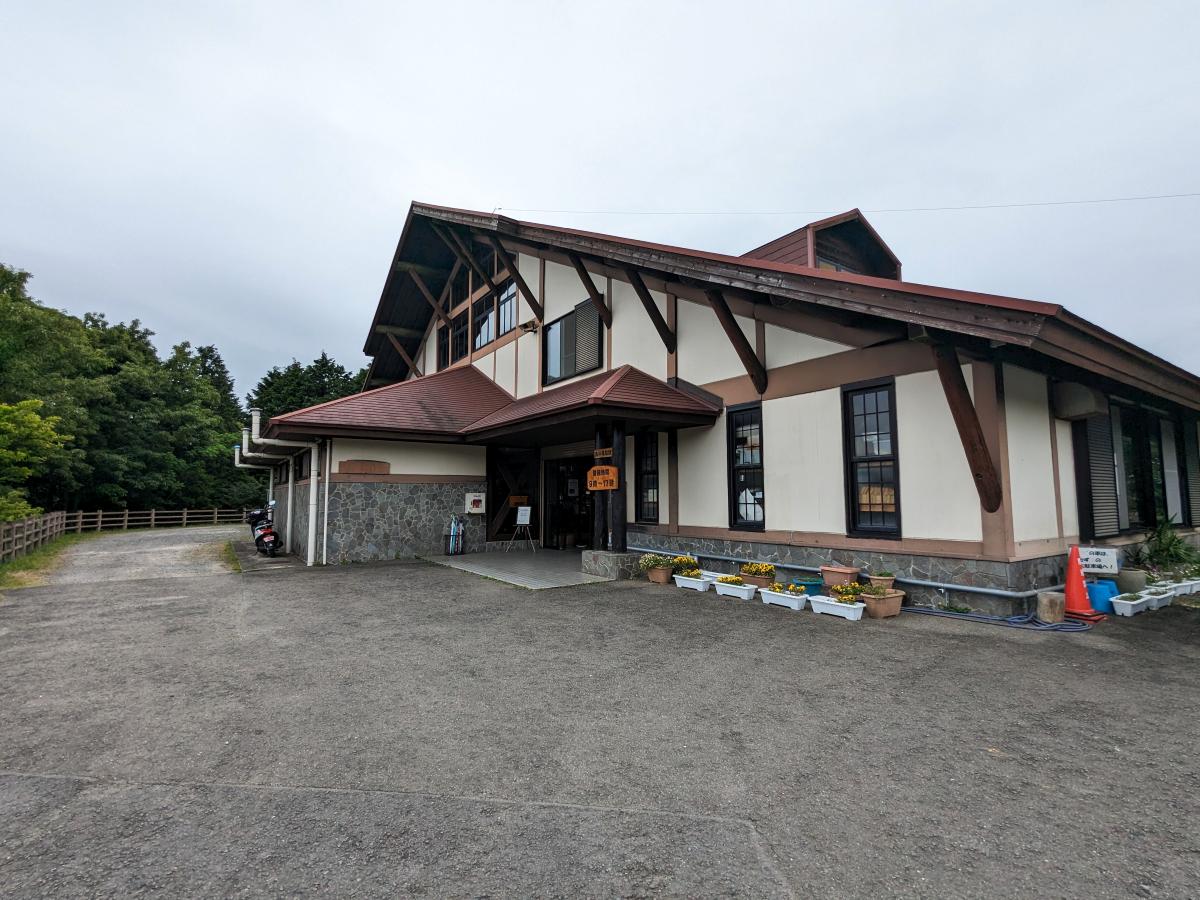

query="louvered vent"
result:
[574,298,602,373]
[1087,415,1120,538]
[1184,419,1200,527]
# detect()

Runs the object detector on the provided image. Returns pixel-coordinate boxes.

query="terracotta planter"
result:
[820,564,859,587]
[741,574,772,589]
[862,589,904,619]
[867,575,896,590]
[646,566,673,584]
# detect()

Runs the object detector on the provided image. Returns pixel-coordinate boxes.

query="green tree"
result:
[0,399,68,519]
[246,351,365,419]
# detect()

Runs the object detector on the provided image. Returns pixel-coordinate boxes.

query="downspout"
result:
[322,438,332,565]
[233,446,272,471]
[247,407,320,567]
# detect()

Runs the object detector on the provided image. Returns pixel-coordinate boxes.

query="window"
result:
[816,256,859,274]
[1113,404,1185,529]
[449,265,470,308]
[844,384,899,535]
[497,279,517,335]
[436,325,449,371]
[472,295,495,350]
[727,405,764,529]
[543,298,603,385]
[451,311,469,363]
[635,433,659,523]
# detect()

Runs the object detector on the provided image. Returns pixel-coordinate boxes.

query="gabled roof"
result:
[266,364,721,442]
[741,208,902,276]
[270,365,512,436]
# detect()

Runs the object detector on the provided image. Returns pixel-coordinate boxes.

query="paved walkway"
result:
[46,525,243,584]
[422,549,610,589]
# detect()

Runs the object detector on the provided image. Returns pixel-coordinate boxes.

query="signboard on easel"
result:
[1078,546,1118,575]
[515,505,532,526]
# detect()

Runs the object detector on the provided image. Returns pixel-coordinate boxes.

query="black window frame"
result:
[497,278,517,336]
[542,302,603,387]
[842,380,901,538]
[472,293,496,351]
[450,311,469,363]
[436,325,449,371]
[1113,402,1188,531]
[726,402,765,531]
[635,432,659,524]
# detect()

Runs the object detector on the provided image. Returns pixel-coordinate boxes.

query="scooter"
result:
[245,501,281,557]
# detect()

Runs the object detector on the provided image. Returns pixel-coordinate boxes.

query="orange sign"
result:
[508,495,529,505]
[587,465,619,491]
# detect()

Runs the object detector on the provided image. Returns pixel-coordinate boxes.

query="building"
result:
[242,201,1200,611]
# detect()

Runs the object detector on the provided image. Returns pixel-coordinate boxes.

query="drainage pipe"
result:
[322,438,332,565]
[247,408,320,567]
[626,544,1064,602]
[233,446,272,471]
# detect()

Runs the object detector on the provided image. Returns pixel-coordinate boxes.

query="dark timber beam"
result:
[393,261,449,281]
[385,332,422,378]
[704,288,767,395]
[436,258,462,310]
[567,252,612,328]
[485,234,543,321]
[374,324,425,339]
[624,267,675,353]
[433,223,500,302]
[932,342,1003,513]
[408,270,451,327]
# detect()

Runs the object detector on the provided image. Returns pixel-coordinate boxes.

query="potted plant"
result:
[811,583,866,621]
[714,574,758,600]
[819,564,859,587]
[1111,592,1149,617]
[1142,587,1174,610]
[867,571,896,590]
[670,555,699,573]
[638,553,675,584]
[760,581,808,611]
[739,562,775,588]
[673,567,710,592]
[860,582,904,618]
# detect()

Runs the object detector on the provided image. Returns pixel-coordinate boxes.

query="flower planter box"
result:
[700,570,723,582]
[862,589,905,619]
[673,574,711,592]
[714,581,758,600]
[760,588,808,611]
[819,564,859,587]
[790,577,825,596]
[740,574,772,589]
[646,566,673,584]
[1111,594,1150,617]
[1143,591,1174,610]
[867,575,896,590]
[810,596,865,621]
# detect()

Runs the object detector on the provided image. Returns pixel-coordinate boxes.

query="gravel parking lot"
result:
[1,529,1198,897]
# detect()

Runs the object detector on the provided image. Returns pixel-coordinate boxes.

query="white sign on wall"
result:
[464,492,486,515]
[1077,546,1119,575]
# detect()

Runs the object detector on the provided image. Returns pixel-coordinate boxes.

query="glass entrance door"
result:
[543,458,594,550]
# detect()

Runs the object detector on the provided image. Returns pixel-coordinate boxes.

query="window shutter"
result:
[1084,415,1120,538]
[574,298,601,373]
[1184,418,1200,527]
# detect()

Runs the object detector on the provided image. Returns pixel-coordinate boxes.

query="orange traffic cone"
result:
[1064,545,1105,623]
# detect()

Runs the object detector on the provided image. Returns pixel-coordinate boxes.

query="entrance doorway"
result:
[543,458,595,550]
[486,447,540,542]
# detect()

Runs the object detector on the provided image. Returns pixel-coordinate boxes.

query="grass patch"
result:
[0,532,102,590]
[221,540,243,574]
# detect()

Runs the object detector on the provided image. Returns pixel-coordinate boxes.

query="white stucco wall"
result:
[1004,364,1060,543]
[676,300,756,386]
[609,279,668,379]
[892,368,982,541]
[516,251,539,326]
[515,332,539,398]
[493,340,516,396]
[542,259,592,323]
[677,414,729,527]
[331,439,486,476]
[1055,418,1079,537]
[472,350,494,381]
[762,389,846,534]
[764,324,851,369]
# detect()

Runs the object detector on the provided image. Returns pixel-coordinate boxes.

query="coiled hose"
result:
[903,605,1093,632]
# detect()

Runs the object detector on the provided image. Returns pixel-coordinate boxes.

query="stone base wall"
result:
[325,481,485,563]
[581,550,641,580]
[628,527,1069,615]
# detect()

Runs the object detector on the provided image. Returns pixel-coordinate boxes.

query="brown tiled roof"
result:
[268,364,719,438]
[270,365,513,434]
[464,365,719,433]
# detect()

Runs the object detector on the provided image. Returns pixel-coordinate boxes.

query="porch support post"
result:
[610,420,627,553]
[704,288,767,394]
[932,342,1004,513]
[593,424,608,551]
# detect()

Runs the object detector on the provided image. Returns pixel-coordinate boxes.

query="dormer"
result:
[742,208,901,279]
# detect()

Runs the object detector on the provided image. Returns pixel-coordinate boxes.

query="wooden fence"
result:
[1,508,247,563]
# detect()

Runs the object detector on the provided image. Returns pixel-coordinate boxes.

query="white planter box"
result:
[1112,595,1150,617]
[1143,591,1174,610]
[760,588,808,611]
[714,581,758,600]
[700,570,723,581]
[810,596,865,621]
[673,574,711,592]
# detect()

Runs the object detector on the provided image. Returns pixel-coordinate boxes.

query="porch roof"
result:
[265,364,720,444]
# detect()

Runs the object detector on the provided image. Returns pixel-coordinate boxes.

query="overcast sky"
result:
[3,1,1198,396]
